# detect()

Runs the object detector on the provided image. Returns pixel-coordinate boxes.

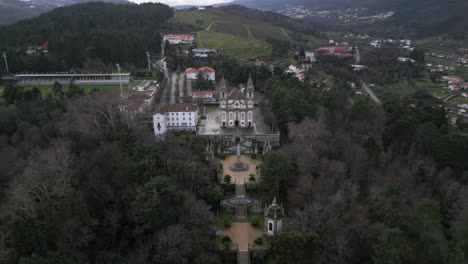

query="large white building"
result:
[163,34,194,45]
[153,103,199,137]
[219,76,255,128]
[185,67,216,81]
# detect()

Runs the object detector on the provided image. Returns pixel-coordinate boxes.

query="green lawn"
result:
[303,34,329,48]
[21,83,132,95]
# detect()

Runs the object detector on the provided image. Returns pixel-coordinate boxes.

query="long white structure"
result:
[153,103,199,137]
[14,73,131,85]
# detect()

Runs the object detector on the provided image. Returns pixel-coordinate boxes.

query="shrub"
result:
[251,214,261,228]
[224,175,232,184]
[249,174,256,182]
[254,237,263,245]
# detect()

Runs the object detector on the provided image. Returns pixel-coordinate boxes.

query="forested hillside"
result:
[0,85,220,263]
[0,0,129,25]
[0,2,173,73]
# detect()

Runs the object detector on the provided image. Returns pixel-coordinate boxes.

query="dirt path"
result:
[220,155,260,183]
[224,222,262,251]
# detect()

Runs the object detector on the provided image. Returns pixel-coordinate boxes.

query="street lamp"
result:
[2,52,9,73]
[116,63,123,98]
[146,51,151,71]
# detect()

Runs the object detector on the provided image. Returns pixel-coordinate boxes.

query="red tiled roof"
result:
[192,91,213,95]
[163,34,194,40]
[227,88,245,100]
[186,67,199,73]
[198,67,215,73]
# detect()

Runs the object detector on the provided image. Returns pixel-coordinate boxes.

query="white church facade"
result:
[219,76,255,128]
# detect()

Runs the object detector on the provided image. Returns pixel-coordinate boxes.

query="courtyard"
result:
[219,155,260,183]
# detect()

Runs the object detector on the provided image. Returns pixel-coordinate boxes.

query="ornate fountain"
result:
[229,143,249,172]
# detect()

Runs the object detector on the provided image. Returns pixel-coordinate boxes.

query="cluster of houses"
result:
[443,76,468,91]
[370,39,413,51]
[456,104,468,116]
[427,63,455,73]
[285,65,306,81]
[120,80,157,114]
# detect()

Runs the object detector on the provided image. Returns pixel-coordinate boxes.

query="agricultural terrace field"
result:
[197,30,271,58]
[1,83,132,96]
[373,74,449,100]
[171,9,289,41]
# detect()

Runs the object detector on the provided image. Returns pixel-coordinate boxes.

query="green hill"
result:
[169,5,327,58]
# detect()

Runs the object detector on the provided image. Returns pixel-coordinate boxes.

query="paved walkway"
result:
[224,222,262,251]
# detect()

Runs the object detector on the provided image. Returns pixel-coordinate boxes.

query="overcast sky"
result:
[130,0,233,6]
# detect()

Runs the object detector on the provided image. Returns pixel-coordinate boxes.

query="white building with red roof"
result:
[163,34,194,45]
[185,67,216,81]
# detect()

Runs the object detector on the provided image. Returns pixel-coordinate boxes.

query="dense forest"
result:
[0,84,222,263]
[0,2,173,73]
[259,68,468,263]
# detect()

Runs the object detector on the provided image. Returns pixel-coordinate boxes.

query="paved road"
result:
[169,73,177,104]
[361,82,382,105]
[186,79,192,101]
[355,47,361,65]
[178,72,186,103]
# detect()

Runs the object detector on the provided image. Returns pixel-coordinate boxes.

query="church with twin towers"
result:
[219,75,255,128]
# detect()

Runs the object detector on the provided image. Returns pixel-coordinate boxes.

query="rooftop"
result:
[155,103,198,113]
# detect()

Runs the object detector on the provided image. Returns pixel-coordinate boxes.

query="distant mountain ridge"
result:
[0,0,128,25]
[229,0,468,36]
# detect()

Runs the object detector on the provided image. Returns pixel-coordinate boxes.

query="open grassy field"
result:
[373,75,448,100]
[414,37,468,54]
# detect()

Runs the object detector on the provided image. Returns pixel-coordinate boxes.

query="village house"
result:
[153,103,199,137]
[255,59,266,66]
[304,51,316,62]
[163,34,194,45]
[192,48,218,58]
[185,67,216,81]
[192,90,215,103]
[398,57,415,63]
[120,80,156,114]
